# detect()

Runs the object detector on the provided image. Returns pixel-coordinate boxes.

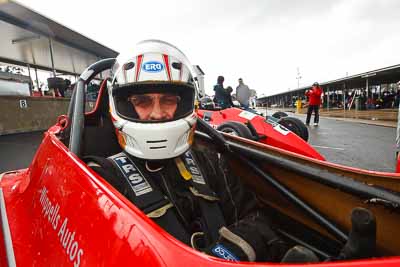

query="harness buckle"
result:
[191,232,206,250]
[189,187,219,201]
[146,203,174,218]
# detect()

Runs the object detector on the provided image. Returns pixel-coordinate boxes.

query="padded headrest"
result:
[86,79,109,117]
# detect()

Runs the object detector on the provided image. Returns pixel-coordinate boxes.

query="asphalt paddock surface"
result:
[0,117,397,173]
[279,113,397,173]
[309,120,396,172]
[0,131,44,173]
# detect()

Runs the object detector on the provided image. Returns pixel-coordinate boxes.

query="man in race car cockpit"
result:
[87,40,320,263]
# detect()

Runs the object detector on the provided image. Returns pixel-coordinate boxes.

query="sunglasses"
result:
[128,94,181,109]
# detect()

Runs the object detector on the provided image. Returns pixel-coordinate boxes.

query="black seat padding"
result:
[82,80,121,157]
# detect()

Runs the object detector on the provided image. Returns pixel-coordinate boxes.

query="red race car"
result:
[2,59,400,267]
[197,100,324,160]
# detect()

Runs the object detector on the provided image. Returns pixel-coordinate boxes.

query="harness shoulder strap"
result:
[86,153,191,244]
[179,150,226,244]
[108,152,171,215]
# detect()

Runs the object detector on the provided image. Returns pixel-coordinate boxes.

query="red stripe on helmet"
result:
[163,54,172,81]
[110,114,117,122]
[135,54,143,82]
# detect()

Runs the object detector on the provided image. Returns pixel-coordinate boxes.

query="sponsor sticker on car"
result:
[211,244,239,261]
[273,124,290,135]
[238,111,257,120]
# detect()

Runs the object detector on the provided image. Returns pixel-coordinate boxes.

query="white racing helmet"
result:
[109,40,198,160]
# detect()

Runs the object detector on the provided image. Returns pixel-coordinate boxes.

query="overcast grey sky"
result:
[18,0,400,96]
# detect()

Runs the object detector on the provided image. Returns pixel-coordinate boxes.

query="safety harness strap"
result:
[109,152,191,243]
[181,150,226,244]
[108,152,170,214]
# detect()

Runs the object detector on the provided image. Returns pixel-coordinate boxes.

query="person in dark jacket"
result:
[87,40,322,263]
[305,82,323,126]
[214,76,230,108]
[225,86,235,107]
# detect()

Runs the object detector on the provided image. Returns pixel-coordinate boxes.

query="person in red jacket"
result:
[305,82,323,126]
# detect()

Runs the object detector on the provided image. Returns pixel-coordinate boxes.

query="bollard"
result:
[296,100,302,114]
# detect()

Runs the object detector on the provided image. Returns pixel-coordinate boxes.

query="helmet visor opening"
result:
[113,83,195,122]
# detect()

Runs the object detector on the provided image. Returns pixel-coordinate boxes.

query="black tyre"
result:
[64,79,71,87]
[278,117,309,142]
[47,77,67,89]
[272,111,288,119]
[216,121,254,140]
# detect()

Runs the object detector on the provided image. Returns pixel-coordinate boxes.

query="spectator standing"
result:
[395,82,400,108]
[58,87,65,97]
[225,86,235,107]
[305,82,323,126]
[250,89,257,108]
[236,78,250,108]
[366,97,375,110]
[37,85,43,96]
[213,76,227,108]
[47,87,56,97]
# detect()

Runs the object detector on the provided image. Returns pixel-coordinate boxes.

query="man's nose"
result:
[149,100,165,120]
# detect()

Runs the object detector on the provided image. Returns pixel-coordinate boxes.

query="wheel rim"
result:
[221,128,240,136]
[283,122,300,135]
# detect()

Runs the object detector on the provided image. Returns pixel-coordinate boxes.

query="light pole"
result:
[296,67,302,104]
[296,67,302,90]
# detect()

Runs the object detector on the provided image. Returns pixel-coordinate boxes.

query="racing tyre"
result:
[272,111,288,119]
[64,79,71,87]
[216,121,254,140]
[278,117,309,142]
[47,77,67,89]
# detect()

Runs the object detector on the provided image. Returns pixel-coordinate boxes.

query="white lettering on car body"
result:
[39,186,84,267]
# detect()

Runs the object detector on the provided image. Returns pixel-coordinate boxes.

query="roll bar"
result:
[68,58,116,156]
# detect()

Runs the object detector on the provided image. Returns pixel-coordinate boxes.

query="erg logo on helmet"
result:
[142,61,164,73]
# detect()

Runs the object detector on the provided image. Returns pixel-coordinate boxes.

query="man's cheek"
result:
[136,108,149,120]
[166,111,175,119]
[164,107,175,118]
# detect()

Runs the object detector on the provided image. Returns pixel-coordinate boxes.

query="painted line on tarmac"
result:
[311,145,345,151]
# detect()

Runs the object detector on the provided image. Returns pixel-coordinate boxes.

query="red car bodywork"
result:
[2,124,400,266]
[0,75,397,266]
[197,108,325,161]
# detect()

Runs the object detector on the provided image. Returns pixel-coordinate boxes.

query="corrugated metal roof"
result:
[0,0,118,59]
[260,64,400,99]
